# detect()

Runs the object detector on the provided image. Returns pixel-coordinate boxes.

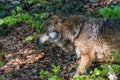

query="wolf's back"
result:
[101,18,120,51]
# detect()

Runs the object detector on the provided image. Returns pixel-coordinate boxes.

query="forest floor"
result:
[0,1,120,80]
[0,17,119,80]
[0,21,115,80]
[0,23,81,80]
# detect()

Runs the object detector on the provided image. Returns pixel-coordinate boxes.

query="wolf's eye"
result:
[49,30,59,39]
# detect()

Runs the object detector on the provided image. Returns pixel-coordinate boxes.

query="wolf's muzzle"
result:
[37,34,49,48]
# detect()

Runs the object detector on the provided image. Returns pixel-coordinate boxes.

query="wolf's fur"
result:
[39,15,120,78]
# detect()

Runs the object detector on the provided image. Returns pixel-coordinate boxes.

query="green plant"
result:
[70,51,120,80]
[0,12,31,26]
[93,68,101,76]
[48,75,59,80]
[0,6,47,40]
[0,11,47,32]
[51,65,60,74]
[99,5,120,18]
[0,61,4,67]
[0,0,85,37]
[39,65,62,80]
[68,66,74,73]
[25,34,38,41]
[39,52,120,80]
[111,51,120,63]
[39,70,61,80]
[68,64,78,73]
[0,1,48,36]
[39,70,49,79]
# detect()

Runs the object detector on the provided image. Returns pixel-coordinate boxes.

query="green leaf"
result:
[25,36,34,41]
[28,0,33,4]
[39,70,49,79]
[99,6,113,18]
[51,65,60,73]
[9,18,17,26]
[113,6,119,15]
[100,64,109,76]
[3,16,17,26]
[116,6,120,17]
[0,19,4,25]
[93,68,101,76]
[0,61,5,67]
[48,75,58,80]
[17,6,22,12]
[40,13,47,19]
[11,10,16,16]
[111,64,120,73]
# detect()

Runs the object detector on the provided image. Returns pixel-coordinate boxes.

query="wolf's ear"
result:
[57,18,65,24]
[52,15,66,21]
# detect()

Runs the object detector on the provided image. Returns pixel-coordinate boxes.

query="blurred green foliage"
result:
[99,5,120,18]
[39,53,120,80]
[39,65,61,80]
[0,0,85,36]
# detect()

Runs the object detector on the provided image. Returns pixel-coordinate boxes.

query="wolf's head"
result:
[39,15,62,43]
[39,15,75,52]
[38,15,87,52]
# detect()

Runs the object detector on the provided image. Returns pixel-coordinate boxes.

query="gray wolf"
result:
[39,15,120,79]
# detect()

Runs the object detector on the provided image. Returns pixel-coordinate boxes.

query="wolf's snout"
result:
[39,34,49,44]
[36,34,49,48]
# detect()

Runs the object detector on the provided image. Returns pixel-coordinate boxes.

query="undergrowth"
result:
[0,0,120,80]
[39,52,120,80]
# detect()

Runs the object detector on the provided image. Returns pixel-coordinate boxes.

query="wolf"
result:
[39,15,120,79]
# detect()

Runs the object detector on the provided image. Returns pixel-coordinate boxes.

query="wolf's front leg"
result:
[74,54,91,77]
